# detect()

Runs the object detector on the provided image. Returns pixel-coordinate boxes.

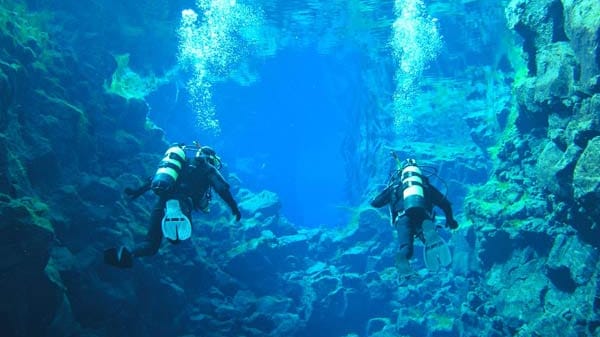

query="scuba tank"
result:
[151,145,187,196]
[399,158,427,218]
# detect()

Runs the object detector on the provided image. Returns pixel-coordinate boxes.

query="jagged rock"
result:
[111,131,144,157]
[311,275,339,299]
[79,175,121,205]
[533,42,577,102]
[227,297,302,336]
[535,141,581,197]
[354,208,391,243]
[429,313,458,337]
[546,234,598,289]
[562,0,600,88]
[514,43,578,132]
[22,142,62,191]
[465,109,498,149]
[396,309,427,336]
[267,313,303,336]
[478,229,513,269]
[238,189,282,220]
[337,245,369,273]
[322,286,347,316]
[369,328,397,337]
[366,317,390,336]
[0,197,67,337]
[241,213,298,239]
[566,94,600,147]
[244,312,275,334]
[255,295,292,314]
[506,0,570,73]
[224,231,311,292]
[573,137,600,217]
[466,292,484,310]
[341,272,365,290]
[486,257,547,328]
[0,62,17,122]
[515,311,582,337]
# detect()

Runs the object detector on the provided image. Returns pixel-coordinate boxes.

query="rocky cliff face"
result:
[0,2,168,336]
[463,0,600,336]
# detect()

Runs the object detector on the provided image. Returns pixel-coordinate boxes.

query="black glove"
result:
[124,187,145,200]
[232,208,242,222]
[446,218,458,229]
[124,187,137,199]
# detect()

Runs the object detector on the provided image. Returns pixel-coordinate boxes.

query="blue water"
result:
[150,48,361,227]
[215,50,361,227]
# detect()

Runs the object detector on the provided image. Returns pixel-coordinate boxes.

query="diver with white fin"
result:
[370,153,458,281]
[104,143,241,268]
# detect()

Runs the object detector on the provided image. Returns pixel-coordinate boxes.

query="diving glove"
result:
[104,246,134,268]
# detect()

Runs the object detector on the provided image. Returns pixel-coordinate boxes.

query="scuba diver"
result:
[370,153,458,281]
[104,143,242,268]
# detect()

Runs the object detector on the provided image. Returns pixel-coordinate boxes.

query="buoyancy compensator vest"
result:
[400,158,427,218]
[151,145,187,196]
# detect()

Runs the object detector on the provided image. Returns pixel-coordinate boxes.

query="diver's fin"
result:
[162,200,192,241]
[104,246,134,268]
[422,222,451,272]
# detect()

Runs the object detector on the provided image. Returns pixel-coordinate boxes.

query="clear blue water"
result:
[213,50,361,227]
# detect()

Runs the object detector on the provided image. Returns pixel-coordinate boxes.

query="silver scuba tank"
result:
[151,145,187,195]
[401,159,427,217]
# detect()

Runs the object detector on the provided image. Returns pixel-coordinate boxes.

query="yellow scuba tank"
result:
[151,145,187,195]
[400,158,427,217]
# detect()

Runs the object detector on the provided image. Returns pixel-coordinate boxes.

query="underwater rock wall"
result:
[464,0,600,336]
[0,2,171,336]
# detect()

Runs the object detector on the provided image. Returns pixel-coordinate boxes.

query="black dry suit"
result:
[370,172,456,263]
[128,155,241,257]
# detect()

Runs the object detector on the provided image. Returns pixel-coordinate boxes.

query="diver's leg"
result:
[394,215,414,277]
[132,205,164,257]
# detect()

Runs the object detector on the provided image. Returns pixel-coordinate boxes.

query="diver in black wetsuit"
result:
[104,144,241,268]
[370,156,458,280]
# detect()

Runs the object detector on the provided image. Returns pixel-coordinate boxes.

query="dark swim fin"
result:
[104,247,134,268]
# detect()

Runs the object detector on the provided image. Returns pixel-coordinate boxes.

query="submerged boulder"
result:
[506,0,570,74]
[546,234,598,289]
[0,197,71,337]
[562,0,600,89]
[238,189,282,220]
[535,141,581,197]
[573,137,600,215]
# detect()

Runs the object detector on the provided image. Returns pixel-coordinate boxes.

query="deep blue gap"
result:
[213,49,360,227]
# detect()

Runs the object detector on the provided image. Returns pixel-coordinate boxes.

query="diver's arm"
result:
[124,178,151,199]
[208,167,241,221]
[430,185,458,229]
[371,186,392,208]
